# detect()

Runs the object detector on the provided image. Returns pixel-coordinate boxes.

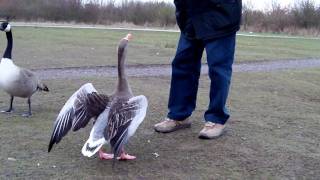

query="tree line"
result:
[0,0,319,35]
[242,0,320,36]
[0,0,176,26]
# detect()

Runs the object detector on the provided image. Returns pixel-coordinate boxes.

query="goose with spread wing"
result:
[0,21,49,117]
[48,34,148,161]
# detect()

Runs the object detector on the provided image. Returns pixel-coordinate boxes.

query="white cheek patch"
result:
[4,24,11,32]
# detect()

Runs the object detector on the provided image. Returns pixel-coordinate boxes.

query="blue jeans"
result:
[167,33,236,125]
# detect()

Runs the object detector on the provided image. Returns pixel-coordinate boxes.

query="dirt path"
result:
[33,59,320,80]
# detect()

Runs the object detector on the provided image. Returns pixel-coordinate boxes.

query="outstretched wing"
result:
[48,83,109,152]
[105,95,148,158]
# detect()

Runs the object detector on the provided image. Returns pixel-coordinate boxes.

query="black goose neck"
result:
[3,31,12,59]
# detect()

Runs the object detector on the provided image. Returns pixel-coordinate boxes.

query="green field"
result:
[0,69,319,179]
[0,26,319,69]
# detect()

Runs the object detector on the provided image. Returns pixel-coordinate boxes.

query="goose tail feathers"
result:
[37,82,49,92]
[81,138,107,157]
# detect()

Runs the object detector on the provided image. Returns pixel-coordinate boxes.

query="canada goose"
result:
[48,34,148,161]
[0,22,49,117]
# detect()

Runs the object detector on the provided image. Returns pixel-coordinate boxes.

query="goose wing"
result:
[48,83,109,152]
[105,95,148,157]
[21,68,36,78]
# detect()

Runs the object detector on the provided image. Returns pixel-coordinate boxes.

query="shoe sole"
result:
[154,123,191,133]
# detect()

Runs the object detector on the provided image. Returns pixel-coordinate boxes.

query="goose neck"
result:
[117,43,130,93]
[118,51,126,79]
[3,31,12,59]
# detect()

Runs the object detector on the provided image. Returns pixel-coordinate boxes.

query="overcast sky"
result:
[242,0,320,10]
[135,0,320,10]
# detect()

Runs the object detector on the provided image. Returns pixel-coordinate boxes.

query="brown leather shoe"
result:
[198,122,225,139]
[154,118,191,133]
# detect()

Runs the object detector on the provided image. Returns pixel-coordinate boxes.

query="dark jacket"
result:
[174,0,242,40]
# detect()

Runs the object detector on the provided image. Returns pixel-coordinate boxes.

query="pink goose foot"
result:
[117,151,136,161]
[99,149,114,160]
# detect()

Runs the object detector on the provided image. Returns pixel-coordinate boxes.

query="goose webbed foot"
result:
[1,108,14,113]
[21,112,32,118]
[22,98,32,117]
[117,152,136,160]
[2,96,14,113]
[98,149,136,160]
[117,148,136,160]
[99,149,114,160]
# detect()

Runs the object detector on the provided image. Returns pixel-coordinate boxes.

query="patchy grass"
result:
[0,27,319,69]
[236,35,320,62]
[0,69,319,179]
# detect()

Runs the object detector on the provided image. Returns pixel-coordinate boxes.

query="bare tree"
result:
[0,0,319,35]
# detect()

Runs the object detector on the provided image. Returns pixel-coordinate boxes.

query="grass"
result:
[0,69,319,179]
[0,26,319,69]
[236,35,320,62]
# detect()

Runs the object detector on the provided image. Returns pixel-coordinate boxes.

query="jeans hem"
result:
[167,114,190,121]
[204,115,229,125]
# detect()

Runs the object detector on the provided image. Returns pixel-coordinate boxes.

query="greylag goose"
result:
[0,22,49,117]
[48,34,148,161]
